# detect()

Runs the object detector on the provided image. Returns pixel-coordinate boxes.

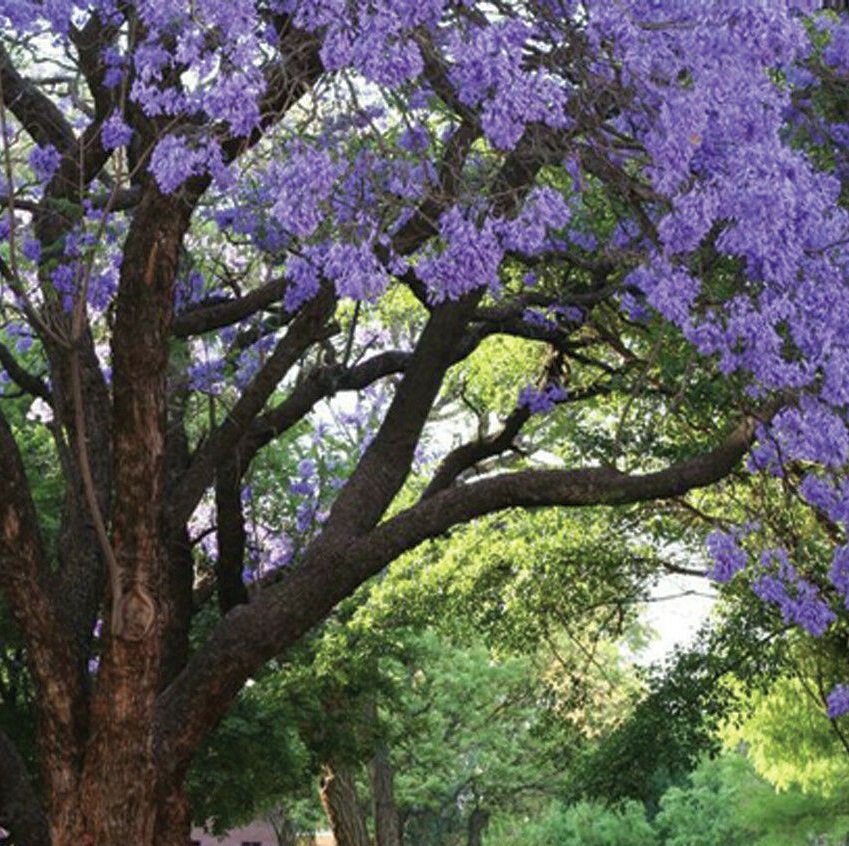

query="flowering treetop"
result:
[3,2,849,841]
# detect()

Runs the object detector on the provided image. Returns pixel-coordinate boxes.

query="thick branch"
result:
[171,276,288,338]
[215,459,249,614]
[320,295,482,540]
[0,42,75,150]
[0,343,51,401]
[0,408,86,820]
[170,287,336,526]
[355,414,760,567]
[154,410,761,774]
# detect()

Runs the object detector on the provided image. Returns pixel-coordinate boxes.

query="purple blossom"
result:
[101,112,133,150]
[295,500,315,534]
[187,356,225,394]
[283,254,321,313]
[626,260,700,327]
[324,241,390,302]
[416,207,503,302]
[518,382,568,415]
[201,69,264,137]
[398,124,430,153]
[270,147,340,238]
[22,236,41,262]
[449,19,568,150]
[706,530,748,583]
[29,144,61,182]
[752,550,836,637]
[51,263,77,311]
[175,269,206,312]
[149,134,215,193]
[827,684,849,720]
[102,46,125,88]
[830,545,849,609]
[823,19,849,75]
[498,187,572,256]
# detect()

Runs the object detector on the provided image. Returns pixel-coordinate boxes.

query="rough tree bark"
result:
[368,735,402,846]
[466,807,490,846]
[319,764,372,846]
[366,712,401,846]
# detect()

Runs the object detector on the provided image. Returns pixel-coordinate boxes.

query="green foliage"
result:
[361,508,653,655]
[724,674,849,796]
[186,677,312,834]
[656,753,849,846]
[444,333,547,419]
[567,610,784,811]
[386,631,562,810]
[491,800,656,846]
[655,755,750,846]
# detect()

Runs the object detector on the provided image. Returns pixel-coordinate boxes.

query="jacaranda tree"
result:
[2,1,849,844]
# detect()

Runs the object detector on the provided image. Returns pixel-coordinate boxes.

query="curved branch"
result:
[360,413,762,567]
[169,287,336,525]
[421,405,531,498]
[153,409,765,777]
[0,343,51,401]
[0,42,76,150]
[172,276,288,338]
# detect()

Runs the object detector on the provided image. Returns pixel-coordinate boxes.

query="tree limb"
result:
[0,42,76,151]
[0,342,51,401]
[170,286,336,525]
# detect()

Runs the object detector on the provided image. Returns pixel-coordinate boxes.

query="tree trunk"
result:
[368,742,401,846]
[466,808,489,846]
[267,807,299,846]
[319,764,371,846]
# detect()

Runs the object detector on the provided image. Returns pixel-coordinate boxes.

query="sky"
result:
[638,572,717,666]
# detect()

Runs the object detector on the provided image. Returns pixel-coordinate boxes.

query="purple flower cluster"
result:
[706,530,749,584]
[416,207,503,302]
[187,345,226,395]
[270,147,341,239]
[449,19,570,150]
[29,144,61,183]
[50,263,77,312]
[518,382,568,415]
[284,0,441,87]
[100,112,133,151]
[498,187,572,256]
[749,399,849,472]
[827,684,849,720]
[150,134,230,194]
[751,550,836,637]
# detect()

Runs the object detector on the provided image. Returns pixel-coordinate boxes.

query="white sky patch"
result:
[635,573,717,666]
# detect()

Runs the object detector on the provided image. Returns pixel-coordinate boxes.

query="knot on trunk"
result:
[113,583,157,641]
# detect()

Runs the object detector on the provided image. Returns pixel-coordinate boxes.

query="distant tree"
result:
[492,800,657,846]
[656,753,849,846]
[566,609,785,811]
